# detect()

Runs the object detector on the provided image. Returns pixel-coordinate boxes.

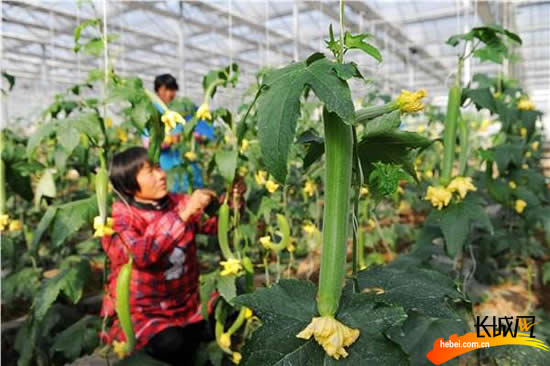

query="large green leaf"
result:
[217,274,237,304]
[493,141,523,172]
[357,266,465,319]
[234,279,408,366]
[215,150,238,185]
[464,87,497,113]
[58,126,80,155]
[51,195,97,247]
[358,130,432,179]
[256,52,361,181]
[30,206,58,255]
[344,31,382,62]
[386,312,470,366]
[431,195,493,257]
[27,122,57,156]
[33,261,91,321]
[363,110,401,138]
[51,315,101,360]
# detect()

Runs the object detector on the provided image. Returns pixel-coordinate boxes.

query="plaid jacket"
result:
[99,193,217,350]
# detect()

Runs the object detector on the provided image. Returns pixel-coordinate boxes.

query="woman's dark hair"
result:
[109,147,150,197]
[154,74,179,92]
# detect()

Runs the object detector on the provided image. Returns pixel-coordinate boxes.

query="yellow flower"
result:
[265,179,279,193]
[425,185,452,210]
[163,135,173,145]
[232,352,242,364]
[416,125,426,133]
[161,110,185,134]
[238,166,248,177]
[367,219,376,231]
[243,307,253,319]
[8,220,22,232]
[93,216,114,237]
[0,214,9,231]
[395,89,428,114]
[184,151,196,161]
[287,243,296,253]
[424,170,433,179]
[105,117,113,128]
[303,179,317,197]
[515,199,527,214]
[296,316,360,360]
[479,119,490,132]
[112,340,127,359]
[224,135,236,145]
[531,141,539,151]
[447,176,477,199]
[525,151,532,158]
[196,103,212,120]
[255,170,267,186]
[522,164,529,169]
[259,235,273,250]
[398,200,411,214]
[396,186,404,195]
[239,139,249,154]
[519,128,527,138]
[116,128,128,143]
[360,186,369,196]
[509,181,517,189]
[302,222,317,235]
[219,333,231,349]
[220,258,242,276]
[518,98,535,111]
[493,91,501,98]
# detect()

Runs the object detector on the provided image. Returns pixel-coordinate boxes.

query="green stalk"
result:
[355,103,398,123]
[457,118,469,176]
[317,107,353,317]
[441,63,462,186]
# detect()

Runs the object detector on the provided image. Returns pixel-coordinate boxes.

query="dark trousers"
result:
[145,320,214,366]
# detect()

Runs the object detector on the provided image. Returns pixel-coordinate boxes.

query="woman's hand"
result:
[179,189,217,222]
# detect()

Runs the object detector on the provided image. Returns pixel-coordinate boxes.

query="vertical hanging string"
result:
[229,0,234,110]
[103,0,109,91]
[77,5,81,81]
[265,0,268,66]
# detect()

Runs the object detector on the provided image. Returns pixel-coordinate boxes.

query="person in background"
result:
[143,74,205,192]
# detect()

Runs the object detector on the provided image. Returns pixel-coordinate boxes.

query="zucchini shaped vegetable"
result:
[113,258,135,359]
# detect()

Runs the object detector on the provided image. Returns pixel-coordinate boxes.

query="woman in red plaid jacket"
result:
[100,146,220,365]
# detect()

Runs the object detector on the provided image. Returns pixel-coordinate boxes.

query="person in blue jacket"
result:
[144,74,214,193]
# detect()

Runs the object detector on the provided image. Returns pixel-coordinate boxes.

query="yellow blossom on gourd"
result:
[416,125,426,133]
[424,170,433,179]
[287,243,296,252]
[425,186,452,210]
[255,170,267,186]
[360,186,369,196]
[296,316,360,360]
[302,222,317,235]
[219,333,231,349]
[259,235,273,249]
[395,89,428,114]
[238,166,248,177]
[398,200,411,214]
[112,340,127,359]
[8,220,22,232]
[520,128,527,138]
[239,139,249,154]
[105,117,113,128]
[232,352,242,364]
[116,128,128,143]
[265,179,279,193]
[447,176,477,199]
[163,135,173,145]
[367,219,376,231]
[0,214,9,231]
[184,151,197,161]
[161,110,185,134]
[303,179,316,197]
[196,103,212,120]
[517,98,535,111]
[509,181,517,189]
[243,307,253,319]
[493,91,501,98]
[531,141,539,151]
[515,199,527,214]
[522,164,529,169]
[525,151,532,158]
[93,216,114,237]
[220,258,242,276]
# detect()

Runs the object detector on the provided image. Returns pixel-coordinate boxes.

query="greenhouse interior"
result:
[1,1,550,365]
